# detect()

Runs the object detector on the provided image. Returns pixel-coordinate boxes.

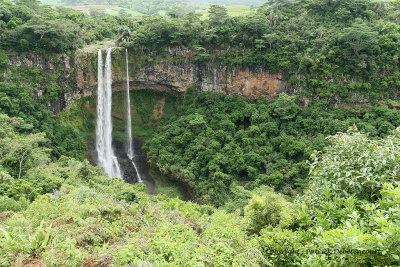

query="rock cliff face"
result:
[132,60,289,99]
[4,51,75,113]
[4,48,289,113]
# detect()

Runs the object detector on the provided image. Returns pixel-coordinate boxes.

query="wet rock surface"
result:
[87,137,156,193]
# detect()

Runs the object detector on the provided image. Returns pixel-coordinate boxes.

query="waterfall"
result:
[96,48,122,178]
[125,49,142,182]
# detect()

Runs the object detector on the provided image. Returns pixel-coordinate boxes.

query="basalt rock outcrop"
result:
[132,60,289,99]
[3,47,290,113]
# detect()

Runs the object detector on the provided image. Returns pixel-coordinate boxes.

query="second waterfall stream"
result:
[125,49,142,182]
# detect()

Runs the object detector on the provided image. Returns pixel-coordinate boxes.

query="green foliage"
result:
[144,92,400,205]
[0,0,127,53]
[29,220,53,256]
[0,50,7,71]
[0,155,264,266]
[0,132,50,179]
[0,196,29,212]
[245,190,294,234]
[57,99,95,138]
[255,130,400,266]
[208,5,228,25]
[121,0,400,101]
[306,128,400,203]
[0,112,85,206]
[0,82,85,159]
[0,112,399,265]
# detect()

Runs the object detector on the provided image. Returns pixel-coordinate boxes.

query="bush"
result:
[245,190,294,234]
[305,128,400,204]
[0,196,29,212]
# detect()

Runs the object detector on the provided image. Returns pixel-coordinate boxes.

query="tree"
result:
[118,9,128,17]
[208,5,228,26]
[262,33,279,49]
[0,132,50,179]
[270,94,301,121]
[116,27,132,46]
[339,19,379,54]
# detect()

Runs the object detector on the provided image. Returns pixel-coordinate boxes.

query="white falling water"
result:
[125,49,142,182]
[96,48,122,178]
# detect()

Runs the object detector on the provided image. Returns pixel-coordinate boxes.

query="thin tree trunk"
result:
[18,158,23,179]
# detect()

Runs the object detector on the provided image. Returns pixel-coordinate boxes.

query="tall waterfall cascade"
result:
[125,49,142,182]
[96,48,122,178]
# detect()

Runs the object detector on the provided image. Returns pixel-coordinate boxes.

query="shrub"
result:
[245,190,294,234]
[305,128,400,204]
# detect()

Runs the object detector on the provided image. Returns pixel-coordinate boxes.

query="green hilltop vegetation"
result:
[196,5,255,17]
[1,0,400,265]
[40,0,200,16]
[119,0,400,102]
[188,0,266,7]
[39,0,257,17]
[0,0,128,53]
[64,0,196,16]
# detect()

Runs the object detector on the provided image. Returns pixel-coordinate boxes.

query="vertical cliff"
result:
[2,47,290,113]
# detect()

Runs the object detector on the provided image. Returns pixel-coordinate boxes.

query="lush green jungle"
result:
[1,0,400,266]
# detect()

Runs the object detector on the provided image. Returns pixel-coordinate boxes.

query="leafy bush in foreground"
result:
[258,129,400,266]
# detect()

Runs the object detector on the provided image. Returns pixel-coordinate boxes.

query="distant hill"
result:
[40,0,267,13]
[40,0,197,15]
[187,0,267,7]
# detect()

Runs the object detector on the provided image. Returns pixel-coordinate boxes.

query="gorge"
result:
[2,0,400,265]
[2,47,294,186]
[2,46,397,192]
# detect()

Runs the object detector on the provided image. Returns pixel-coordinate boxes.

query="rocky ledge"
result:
[4,46,290,113]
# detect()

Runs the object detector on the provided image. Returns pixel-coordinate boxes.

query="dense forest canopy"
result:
[118,0,400,101]
[0,0,127,53]
[144,92,400,205]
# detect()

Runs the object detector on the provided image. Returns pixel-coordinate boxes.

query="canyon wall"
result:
[3,47,290,113]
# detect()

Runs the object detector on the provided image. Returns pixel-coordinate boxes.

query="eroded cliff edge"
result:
[3,47,290,113]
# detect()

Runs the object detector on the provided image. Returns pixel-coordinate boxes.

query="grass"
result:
[40,1,253,18]
[39,0,145,17]
[226,5,255,16]
[196,5,255,18]
[151,168,186,199]
[67,5,144,17]
[39,0,62,5]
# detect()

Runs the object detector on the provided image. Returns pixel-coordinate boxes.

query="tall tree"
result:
[0,132,50,179]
